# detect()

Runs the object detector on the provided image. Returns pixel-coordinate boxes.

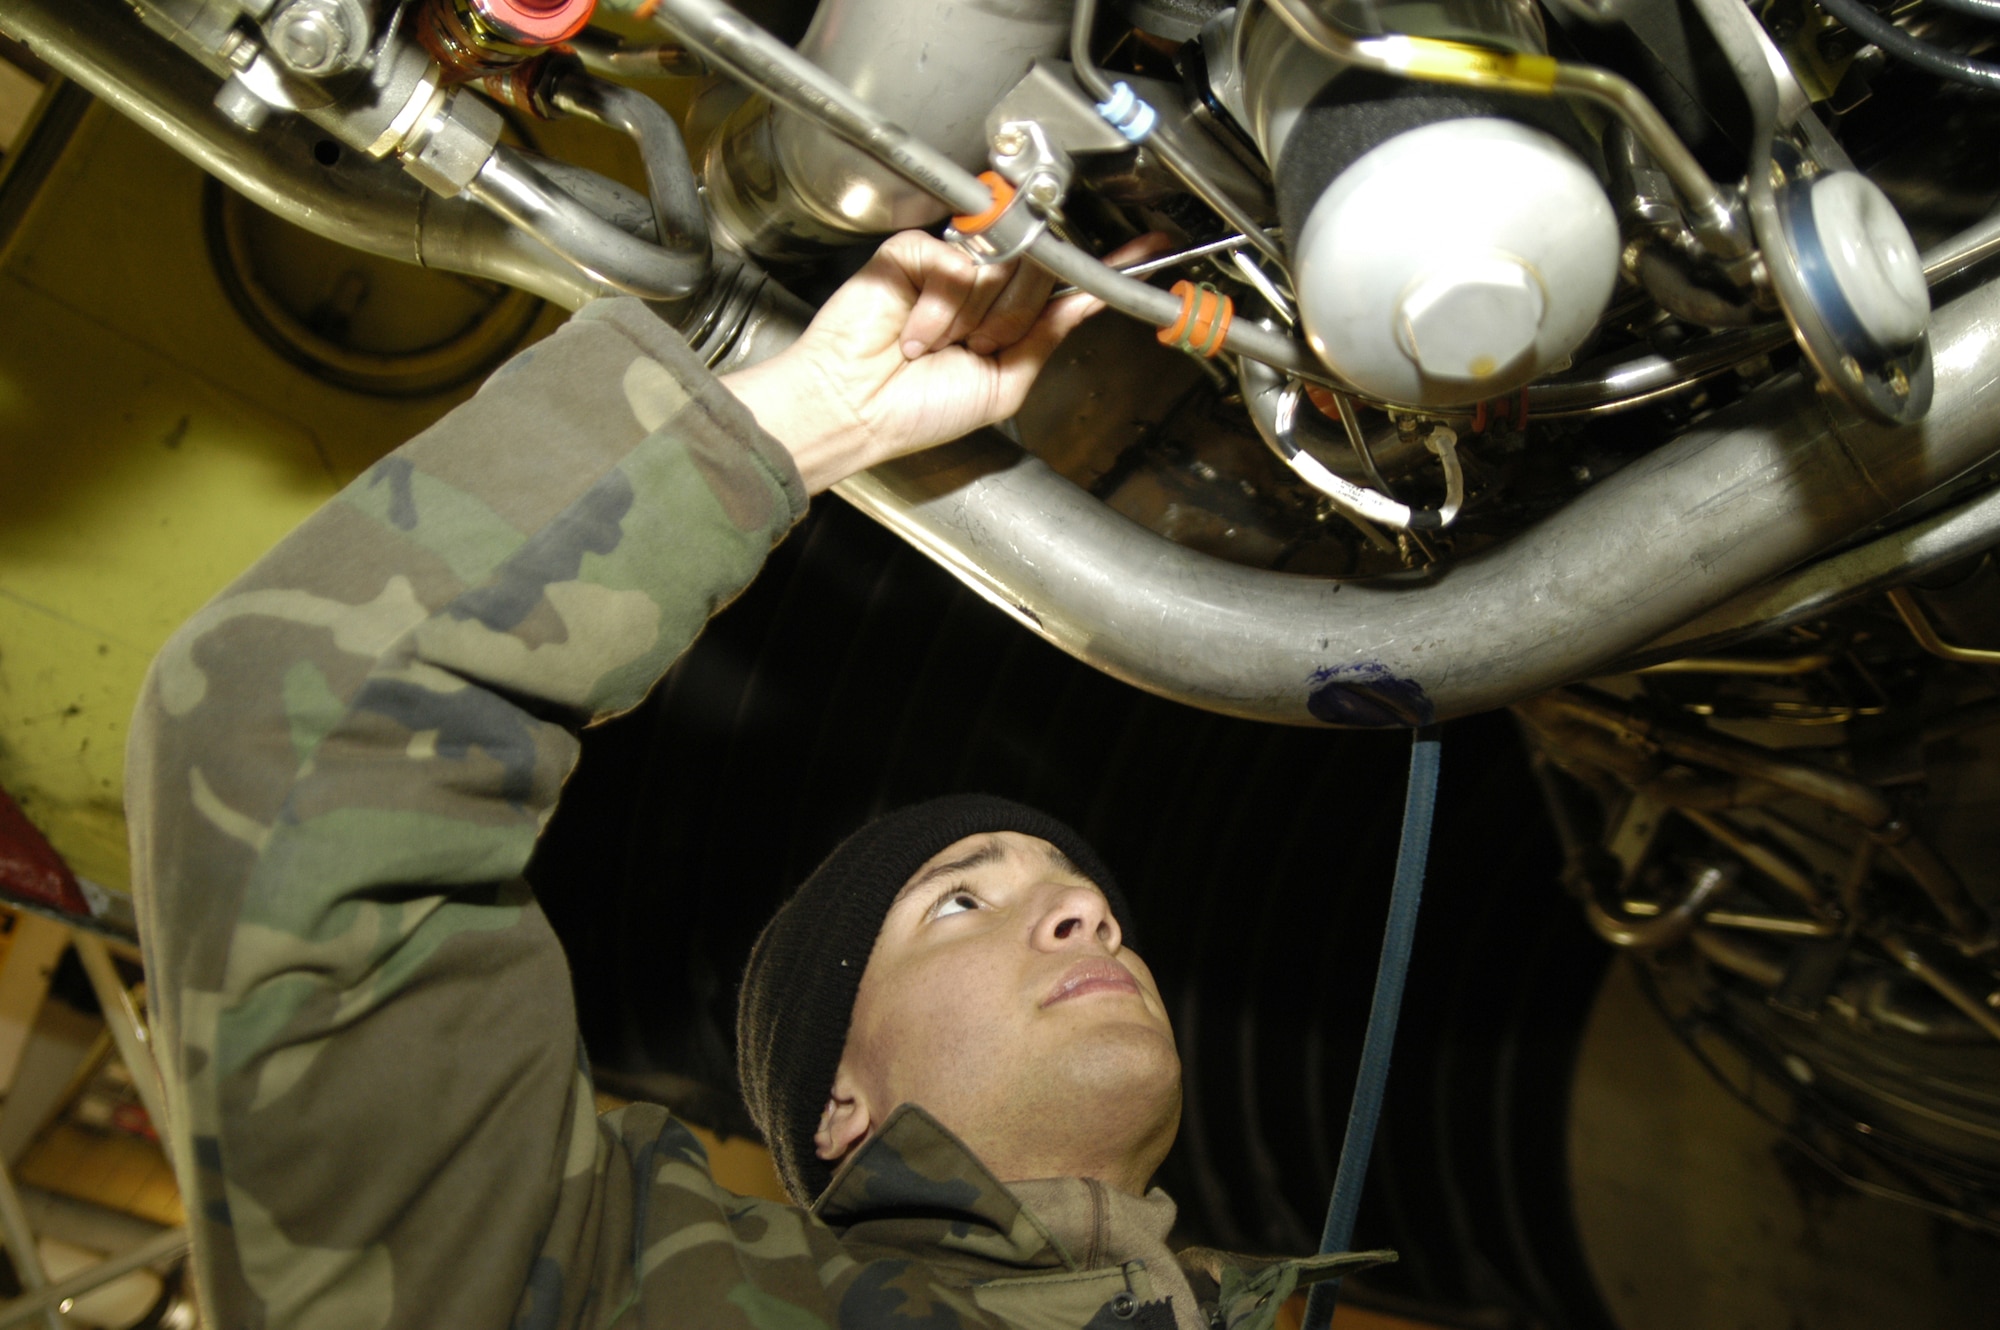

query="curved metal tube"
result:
[836,269,2000,726]
[464,145,708,300]
[1877,933,2000,1046]
[549,71,710,266]
[1887,587,2000,665]
[1923,207,2000,287]
[1587,863,1732,950]
[1267,385,1436,528]
[1526,324,1793,418]
[1019,230,1328,379]
[1253,385,1464,531]
[1855,975,1989,1044]
[1240,359,1429,484]
[1471,214,1995,420]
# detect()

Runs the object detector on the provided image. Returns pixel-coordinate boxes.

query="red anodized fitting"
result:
[471,0,597,45]
[419,0,595,81]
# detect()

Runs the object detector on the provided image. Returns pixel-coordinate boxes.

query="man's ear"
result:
[814,1063,874,1164]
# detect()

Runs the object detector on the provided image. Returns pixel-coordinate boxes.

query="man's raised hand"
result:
[721,229,1166,494]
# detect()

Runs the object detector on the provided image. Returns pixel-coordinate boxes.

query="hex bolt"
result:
[992,126,1028,158]
[217,26,261,72]
[1394,256,1547,382]
[267,0,366,76]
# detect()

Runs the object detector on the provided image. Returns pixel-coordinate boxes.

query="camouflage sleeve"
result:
[124,298,807,1330]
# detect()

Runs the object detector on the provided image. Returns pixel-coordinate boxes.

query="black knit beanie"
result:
[735,794,1135,1204]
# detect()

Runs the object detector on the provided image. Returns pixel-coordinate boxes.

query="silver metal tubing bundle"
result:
[836,268,2000,726]
[6,0,610,307]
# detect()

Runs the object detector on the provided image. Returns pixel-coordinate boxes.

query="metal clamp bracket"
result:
[944,168,1053,267]
[1684,0,1932,424]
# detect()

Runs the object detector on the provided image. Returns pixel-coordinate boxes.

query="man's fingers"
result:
[965,259,1058,356]
[1029,231,1177,340]
[886,228,1177,366]
[874,232,1018,360]
[982,229,1176,353]
[892,247,979,357]
[930,261,1016,353]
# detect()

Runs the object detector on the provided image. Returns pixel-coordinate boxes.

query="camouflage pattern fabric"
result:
[127,296,1391,1329]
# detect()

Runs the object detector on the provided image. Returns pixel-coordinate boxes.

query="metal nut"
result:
[1023,173,1063,209]
[266,0,368,76]
[399,89,504,196]
[1395,257,1546,382]
[991,125,1028,158]
[212,75,273,131]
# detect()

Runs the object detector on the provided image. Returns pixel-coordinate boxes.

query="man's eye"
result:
[934,891,981,919]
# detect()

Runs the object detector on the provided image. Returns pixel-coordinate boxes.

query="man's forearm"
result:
[126,297,805,1328]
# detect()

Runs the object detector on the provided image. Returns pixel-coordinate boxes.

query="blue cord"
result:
[1301,724,1442,1330]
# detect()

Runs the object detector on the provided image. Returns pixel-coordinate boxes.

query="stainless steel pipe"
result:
[1626,484,2000,665]
[838,270,2000,726]
[773,0,1070,236]
[1527,324,1793,418]
[648,0,994,219]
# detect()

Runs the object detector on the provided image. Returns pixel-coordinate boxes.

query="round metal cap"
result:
[1809,170,1928,351]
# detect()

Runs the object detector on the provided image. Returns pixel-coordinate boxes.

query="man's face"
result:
[822,831,1182,1191]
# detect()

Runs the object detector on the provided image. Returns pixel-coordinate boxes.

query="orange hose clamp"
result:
[951,172,1016,236]
[1158,280,1233,359]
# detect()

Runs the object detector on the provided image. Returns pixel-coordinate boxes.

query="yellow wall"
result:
[0,94,641,890]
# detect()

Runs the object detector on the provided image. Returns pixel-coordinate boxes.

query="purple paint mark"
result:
[1307,662,1435,728]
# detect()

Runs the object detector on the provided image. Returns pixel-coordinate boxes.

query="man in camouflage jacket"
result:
[128,233,1387,1330]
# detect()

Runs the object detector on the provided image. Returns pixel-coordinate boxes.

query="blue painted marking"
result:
[1306,662,1435,728]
